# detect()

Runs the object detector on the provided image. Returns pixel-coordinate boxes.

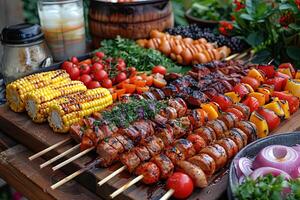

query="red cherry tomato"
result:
[95,52,105,59]
[87,81,101,89]
[257,107,280,131]
[102,78,113,88]
[152,65,167,75]
[242,96,259,113]
[257,65,275,78]
[241,76,260,90]
[94,70,108,81]
[213,94,233,111]
[79,63,91,75]
[91,63,104,73]
[278,63,295,77]
[233,83,250,99]
[115,72,127,83]
[70,56,79,64]
[272,91,299,114]
[80,74,92,85]
[166,172,194,199]
[61,61,73,70]
[68,67,80,80]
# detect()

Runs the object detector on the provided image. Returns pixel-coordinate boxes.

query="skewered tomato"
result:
[152,65,167,75]
[166,172,194,199]
[241,76,260,90]
[94,70,108,81]
[79,63,91,75]
[102,78,113,88]
[68,67,80,80]
[257,65,275,78]
[256,107,280,131]
[233,83,250,99]
[87,81,101,89]
[242,96,259,113]
[115,72,127,83]
[80,74,92,85]
[212,94,233,111]
[272,91,299,114]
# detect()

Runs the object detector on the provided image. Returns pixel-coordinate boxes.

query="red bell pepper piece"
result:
[265,77,285,91]
[258,65,275,78]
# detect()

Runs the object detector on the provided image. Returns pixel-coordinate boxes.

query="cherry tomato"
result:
[91,63,104,73]
[80,74,92,85]
[68,67,80,80]
[257,107,280,131]
[87,81,101,89]
[233,83,250,99]
[213,94,233,111]
[226,107,244,120]
[79,64,91,75]
[115,72,127,83]
[265,77,285,91]
[241,76,260,90]
[257,65,275,78]
[94,70,108,81]
[61,61,73,70]
[152,65,167,75]
[102,78,113,88]
[166,172,194,199]
[116,58,126,71]
[242,96,259,113]
[70,56,79,64]
[272,91,299,114]
[278,63,295,77]
[95,52,105,59]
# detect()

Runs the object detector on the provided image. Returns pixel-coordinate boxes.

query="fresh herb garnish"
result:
[235,175,300,200]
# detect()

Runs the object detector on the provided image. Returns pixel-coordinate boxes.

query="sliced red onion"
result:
[253,145,300,175]
[235,157,253,178]
[292,144,300,153]
[239,175,245,184]
[250,167,291,180]
[290,167,300,179]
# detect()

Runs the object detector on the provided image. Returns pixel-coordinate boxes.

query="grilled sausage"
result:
[188,153,216,176]
[194,126,216,145]
[235,121,257,143]
[156,126,174,147]
[229,129,245,150]
[151,154,174,179]
[186,134,206,153]
[231,128,248,147]
[174,139,196,159]
[120,151,141,173]
[206,120,227,139]
[201,144,228,170]
[216,138,238,159]
[134,146,151,162]
[218,112,238,129]
[230,103,251,120]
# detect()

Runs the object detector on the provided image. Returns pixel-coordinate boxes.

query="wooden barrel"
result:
[89,0,174,48]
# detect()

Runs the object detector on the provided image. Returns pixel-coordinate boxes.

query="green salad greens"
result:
[235,175,300,200]
[189,0,233,21]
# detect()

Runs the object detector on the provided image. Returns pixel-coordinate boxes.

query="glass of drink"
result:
[38,0,86,61]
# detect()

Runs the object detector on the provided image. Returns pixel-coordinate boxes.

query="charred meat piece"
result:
[164,72,182,82]
[142,92,157,100]
[134,146,151,162]
[164,106,178,119]
[206,120,227,139]
[106,136,124,154]
[229,129,245,150]
[100,124,114,138]
[93,126,105,141]
[165,146,185,164]
[120,151,141,173]
[216,138,239,159]
[135,162,160,184]
[97,141,119,167]
[186,134,206,153]
[162,84,178,97]
[153,114,168,127]
[186,91,209,107]
[201,144,228,170]
[132,120,154,141]
[151,154,174,179]
[235,121,257,143]
[176,161,208,188]
[69,123,84,143]
[203,88,218,99]
[141,136,164,157]
[174,139,196,159]
[150,88,165,100]
[188,153,216,176]
[80,135,94,151]
[115,134,134,151]
[194,126,216,145]
[84,128,99,145]
[231,128,248,147]
[189,109,208,129]
[218,112,238,129]
[168,117,190,138]
[156,126,174,147]
[168,98,187,117]
[230,103,251,120]
[120,126,140,143]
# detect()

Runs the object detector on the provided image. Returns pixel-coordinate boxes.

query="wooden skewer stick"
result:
[224,53,239,61]
[52,146,94,171]
[51,158,101,190]
[40,144,80,169]
[110,175,144,199]
[159,189,175,200]
[98,166,126,186]
[29,138,71,161]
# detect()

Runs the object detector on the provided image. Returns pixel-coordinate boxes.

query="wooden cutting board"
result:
[0,105,300,200]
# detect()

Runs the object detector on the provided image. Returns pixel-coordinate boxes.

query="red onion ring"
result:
[253,145,300,175]
[290,167,300,179]
[292,145,300,153]
[234,157,253,178]
[250,167,291,180]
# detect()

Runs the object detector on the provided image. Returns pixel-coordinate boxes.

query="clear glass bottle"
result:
[0,23,52,83]
[38,0,86,61]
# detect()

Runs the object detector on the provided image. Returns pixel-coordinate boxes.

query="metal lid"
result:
[1,23,44,45]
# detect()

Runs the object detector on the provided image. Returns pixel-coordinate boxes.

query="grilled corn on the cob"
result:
[6,70,70,112]
[48,88,113,133]
[25,81,87,122]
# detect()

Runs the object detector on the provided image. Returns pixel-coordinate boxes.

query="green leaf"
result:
[245,0,254,15]
[240,13,254,21]
[287,46,300,61]
[289,23,300,31]
[279,3,295,10]
[251,50,272,64]
[245,32,264,46]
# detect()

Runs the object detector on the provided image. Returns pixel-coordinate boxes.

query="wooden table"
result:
[0,105,299,200]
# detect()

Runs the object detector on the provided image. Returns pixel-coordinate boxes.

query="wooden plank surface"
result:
[0,105,300,200]
[0,144,101,200]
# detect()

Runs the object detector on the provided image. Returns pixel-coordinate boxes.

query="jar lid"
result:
[1,23,44,45]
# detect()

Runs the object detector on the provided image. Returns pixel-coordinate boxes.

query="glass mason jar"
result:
[0,23,52,84]
[38,0,86,61]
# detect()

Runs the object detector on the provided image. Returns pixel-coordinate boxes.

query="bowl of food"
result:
[228,132,300,200]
